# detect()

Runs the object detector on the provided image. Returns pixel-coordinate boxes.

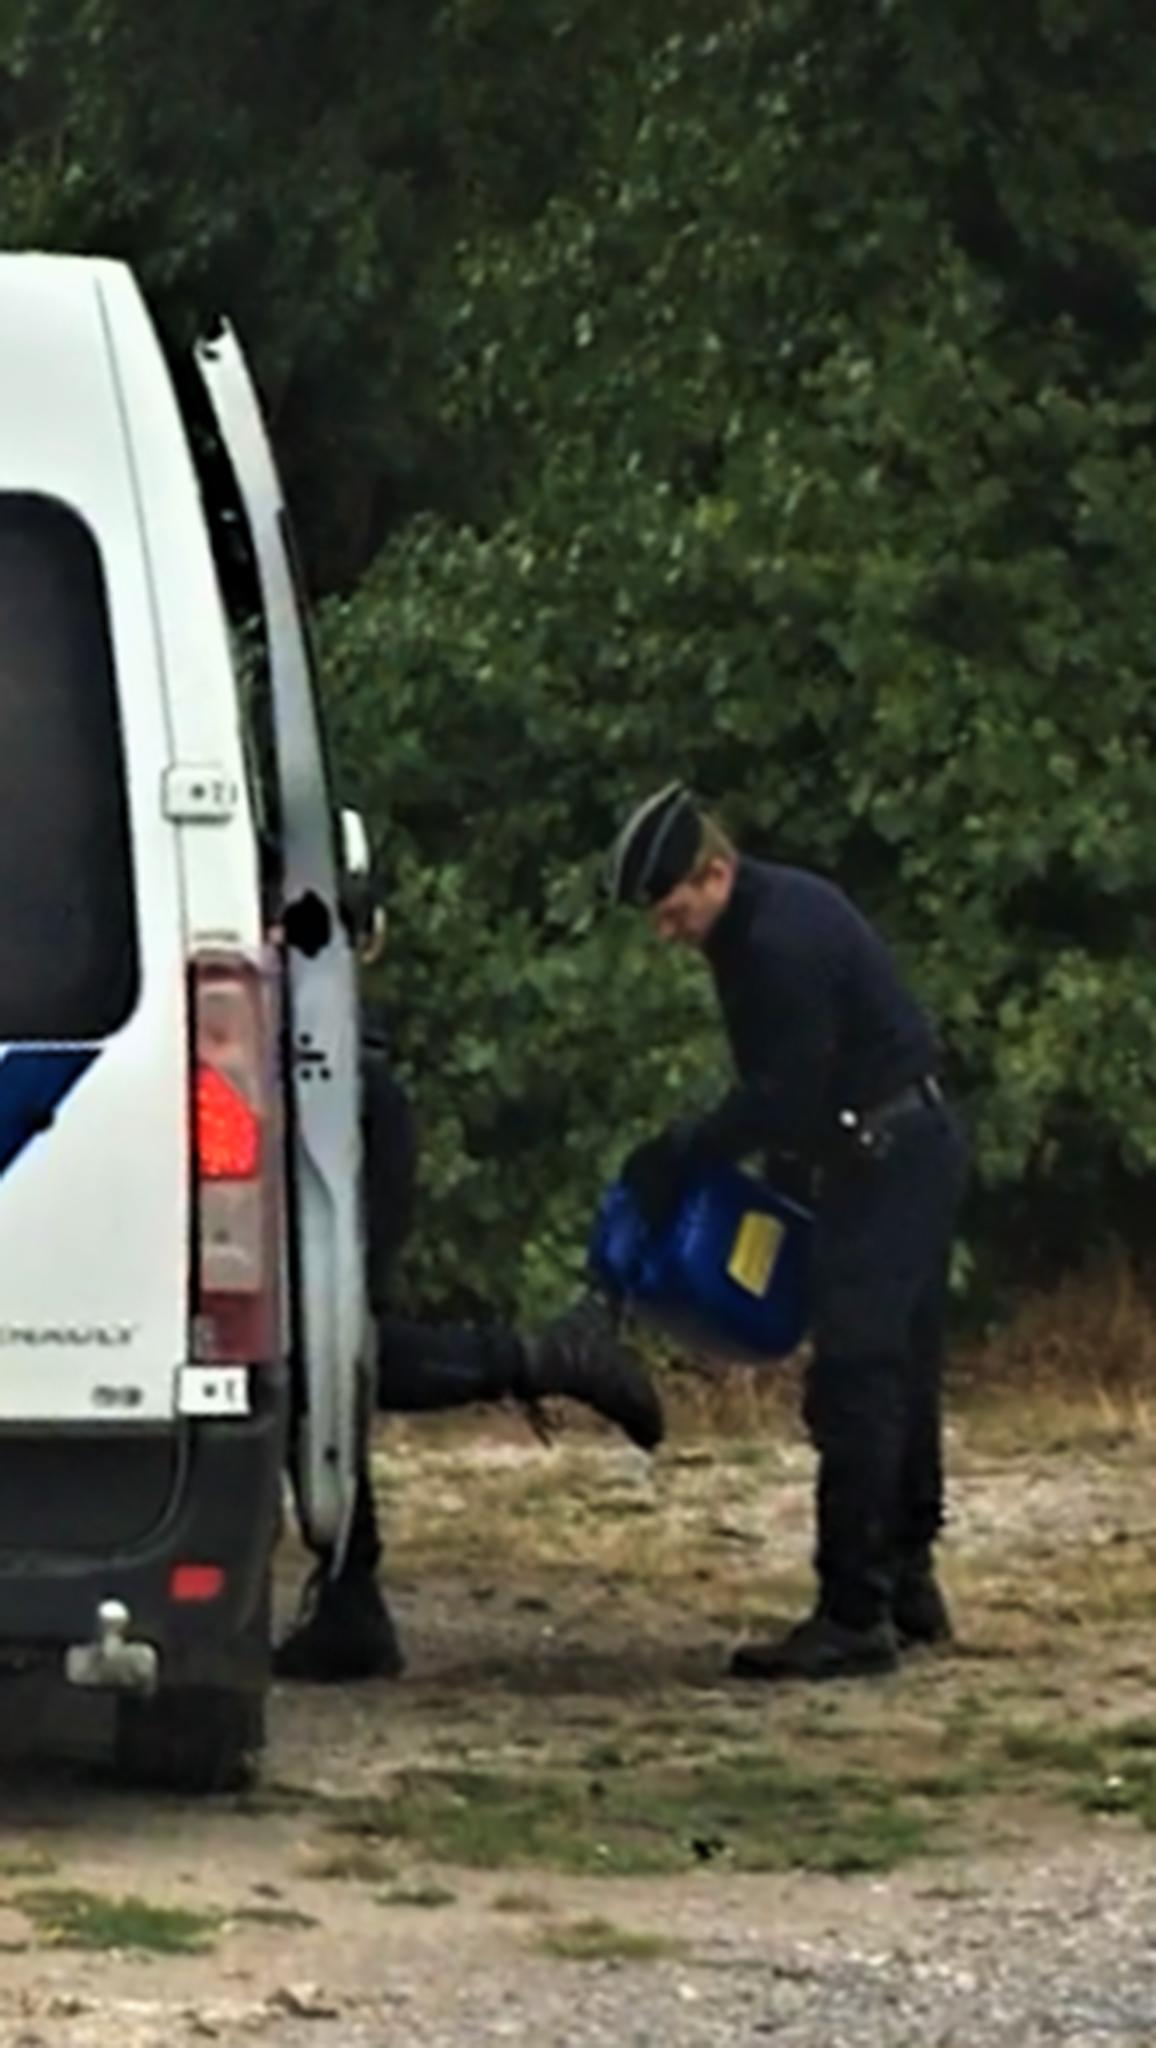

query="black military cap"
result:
[606,782,704,906]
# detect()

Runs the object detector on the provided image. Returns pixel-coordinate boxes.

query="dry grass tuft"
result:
[658,1355,802,1438]
[658,1255,1156,1443]
[537,1916,685,1963]
[957,1255,1156,1402]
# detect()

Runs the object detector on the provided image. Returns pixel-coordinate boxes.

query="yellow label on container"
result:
[726,1211,784,1297]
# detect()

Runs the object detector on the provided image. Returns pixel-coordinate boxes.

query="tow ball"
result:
[65,1599,159,1695]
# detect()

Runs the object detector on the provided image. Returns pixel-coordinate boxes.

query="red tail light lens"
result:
[196,1064,260,1181]
[190,954,281,1367]
[170,1563,225,1604]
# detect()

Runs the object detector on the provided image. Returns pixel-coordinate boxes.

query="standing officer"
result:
[607,784,967,1681]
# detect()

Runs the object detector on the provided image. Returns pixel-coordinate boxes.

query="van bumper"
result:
[0,1388,288,1689]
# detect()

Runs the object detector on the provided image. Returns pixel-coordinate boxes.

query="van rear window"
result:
[0,495,138,1039]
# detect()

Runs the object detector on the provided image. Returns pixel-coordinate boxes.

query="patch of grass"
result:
[969,1258,1156,1399]
[302,1843,397,1884]
[980,1717,1156,1830]
[1113,1718,1156,1751]
[16,1888,218,1954]
[795,1718,857,1745]
[581,1743,629,1771]
[938,1693,991,1754]
[1027,1545,1156,1631]
[714,1441,773,1471]
[333,1756,934,1878]
[378,1883,457,1909]
[537,1916,684,1963]
[1000,1726,1105,1775]
[229,1905,319,1930]
[0,1849,56,1879]
[903,1766,1000,1803]
[598,1495,660,1522]
[322,1795,394,1837]
[491,1889,545,1914]
[231,1781,313,1820]
[693,1759,932,1875]
[1074,1770,1156,1824]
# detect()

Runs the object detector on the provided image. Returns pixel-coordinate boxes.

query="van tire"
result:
[114,1568,272,1794]
[114,1682,265,1794]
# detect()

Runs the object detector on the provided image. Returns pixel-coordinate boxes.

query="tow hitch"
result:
[65,1599,159,1695]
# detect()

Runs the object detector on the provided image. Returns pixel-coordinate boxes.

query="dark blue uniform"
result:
[703,860,937,1158]
[702,858,968,1633]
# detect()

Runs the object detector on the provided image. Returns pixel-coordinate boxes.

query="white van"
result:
[0,254,373,1791]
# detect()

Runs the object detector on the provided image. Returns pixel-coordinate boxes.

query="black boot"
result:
[769,1352,903,1684]
[730,1610,899,1683]
[273,1564,406,1683]
[520,1296,664,1452]
[892,1551,952,1647]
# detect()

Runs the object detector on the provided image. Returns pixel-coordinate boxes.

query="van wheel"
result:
[114,1684,265,1795]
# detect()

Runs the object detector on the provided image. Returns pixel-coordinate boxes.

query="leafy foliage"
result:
[0,0,453,583]
[5,0,1156,1310]
[325,0,1156,1308]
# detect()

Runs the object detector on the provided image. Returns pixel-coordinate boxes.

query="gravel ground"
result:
[3,1833,1156,2046]
[0,1416,1153,2046]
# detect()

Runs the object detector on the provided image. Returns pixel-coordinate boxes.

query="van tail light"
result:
[170,1563,226,1604]
[190,954,280,1366]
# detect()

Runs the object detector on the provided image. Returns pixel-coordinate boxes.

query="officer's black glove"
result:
[693,1085,775,1162]
[621,1088,780,1235]
[760,1149,816,1209]
[620,1121,704,1234]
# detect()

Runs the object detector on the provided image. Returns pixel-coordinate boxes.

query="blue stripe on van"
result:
[0,1048,98,1176]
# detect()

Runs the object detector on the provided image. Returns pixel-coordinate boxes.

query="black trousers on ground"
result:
[344,1313,524,1574]
[801,1103,968,1630]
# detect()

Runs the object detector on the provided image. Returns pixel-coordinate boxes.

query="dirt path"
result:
[0,1398,1154,2045]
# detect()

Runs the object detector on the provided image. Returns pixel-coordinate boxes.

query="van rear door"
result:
[0,258,189,1427]
[193,322,369,1556]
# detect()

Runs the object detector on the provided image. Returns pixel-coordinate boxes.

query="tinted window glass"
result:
[0,495,138,1039]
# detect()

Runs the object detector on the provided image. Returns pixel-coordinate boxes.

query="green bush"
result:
[319,0,1156,1312]
[8,0,1156,1313]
